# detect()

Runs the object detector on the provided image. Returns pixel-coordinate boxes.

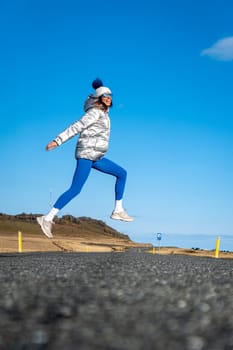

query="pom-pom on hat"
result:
[92,78,112,97]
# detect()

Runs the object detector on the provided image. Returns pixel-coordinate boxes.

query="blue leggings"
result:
[54,157,127,210]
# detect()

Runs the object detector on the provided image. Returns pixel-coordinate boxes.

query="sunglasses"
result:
[102,93,113,98]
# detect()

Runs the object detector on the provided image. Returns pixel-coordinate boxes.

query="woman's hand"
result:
[46,141,58,151]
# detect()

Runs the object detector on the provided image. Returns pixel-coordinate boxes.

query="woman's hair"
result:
[94,96,113,111]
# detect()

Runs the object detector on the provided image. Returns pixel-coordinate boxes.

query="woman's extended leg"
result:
[53,158,93,210]
[37,159,93,237]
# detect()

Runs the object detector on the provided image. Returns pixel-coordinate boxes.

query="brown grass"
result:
[148,247,233,259]
[1,214,232,258]
[0,214,150,253]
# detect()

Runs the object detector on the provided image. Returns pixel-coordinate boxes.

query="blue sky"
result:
[1,0,233,244]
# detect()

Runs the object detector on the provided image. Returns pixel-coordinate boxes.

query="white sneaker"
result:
[36,216,53,238]
[110,210,134,222]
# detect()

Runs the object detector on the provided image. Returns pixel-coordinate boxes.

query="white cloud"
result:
[201,36,233,61]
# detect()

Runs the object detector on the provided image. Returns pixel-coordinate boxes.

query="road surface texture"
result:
[0,251,233,350]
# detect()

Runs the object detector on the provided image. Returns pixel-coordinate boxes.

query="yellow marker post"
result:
[215,236,220,258]
[152,247,156,254]
[18,231,22,253]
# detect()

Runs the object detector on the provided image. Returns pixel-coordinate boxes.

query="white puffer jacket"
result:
[54,95,110,161]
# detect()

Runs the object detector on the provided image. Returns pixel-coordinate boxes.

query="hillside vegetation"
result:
[0,213,131,240]
[0,213,150,253]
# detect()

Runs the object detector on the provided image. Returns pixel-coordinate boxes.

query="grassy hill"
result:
[0,213,131,240]
[0,213,150,253]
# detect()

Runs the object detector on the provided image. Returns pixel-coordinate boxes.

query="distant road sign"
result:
[157,233,162,241]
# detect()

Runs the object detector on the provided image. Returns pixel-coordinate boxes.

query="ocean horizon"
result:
[132,233,233,252]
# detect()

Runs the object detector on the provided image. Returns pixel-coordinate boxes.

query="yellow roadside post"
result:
[18,231,22,253]
[215,236,221,258]
[152,247,156,254]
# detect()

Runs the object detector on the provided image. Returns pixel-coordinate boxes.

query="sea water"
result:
[132,233,233,252]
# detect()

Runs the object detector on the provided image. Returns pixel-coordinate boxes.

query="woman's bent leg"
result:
[92,157,133,221]
[92,157,127,200]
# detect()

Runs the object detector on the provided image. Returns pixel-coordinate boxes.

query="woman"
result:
[37,78,134,238]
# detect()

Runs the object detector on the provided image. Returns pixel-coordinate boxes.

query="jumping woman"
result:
[37,78,134,238]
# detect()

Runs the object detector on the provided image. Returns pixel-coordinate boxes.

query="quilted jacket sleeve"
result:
[54,108,100,146]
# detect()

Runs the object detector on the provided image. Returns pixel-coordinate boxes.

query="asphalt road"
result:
[0,251,233,350]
